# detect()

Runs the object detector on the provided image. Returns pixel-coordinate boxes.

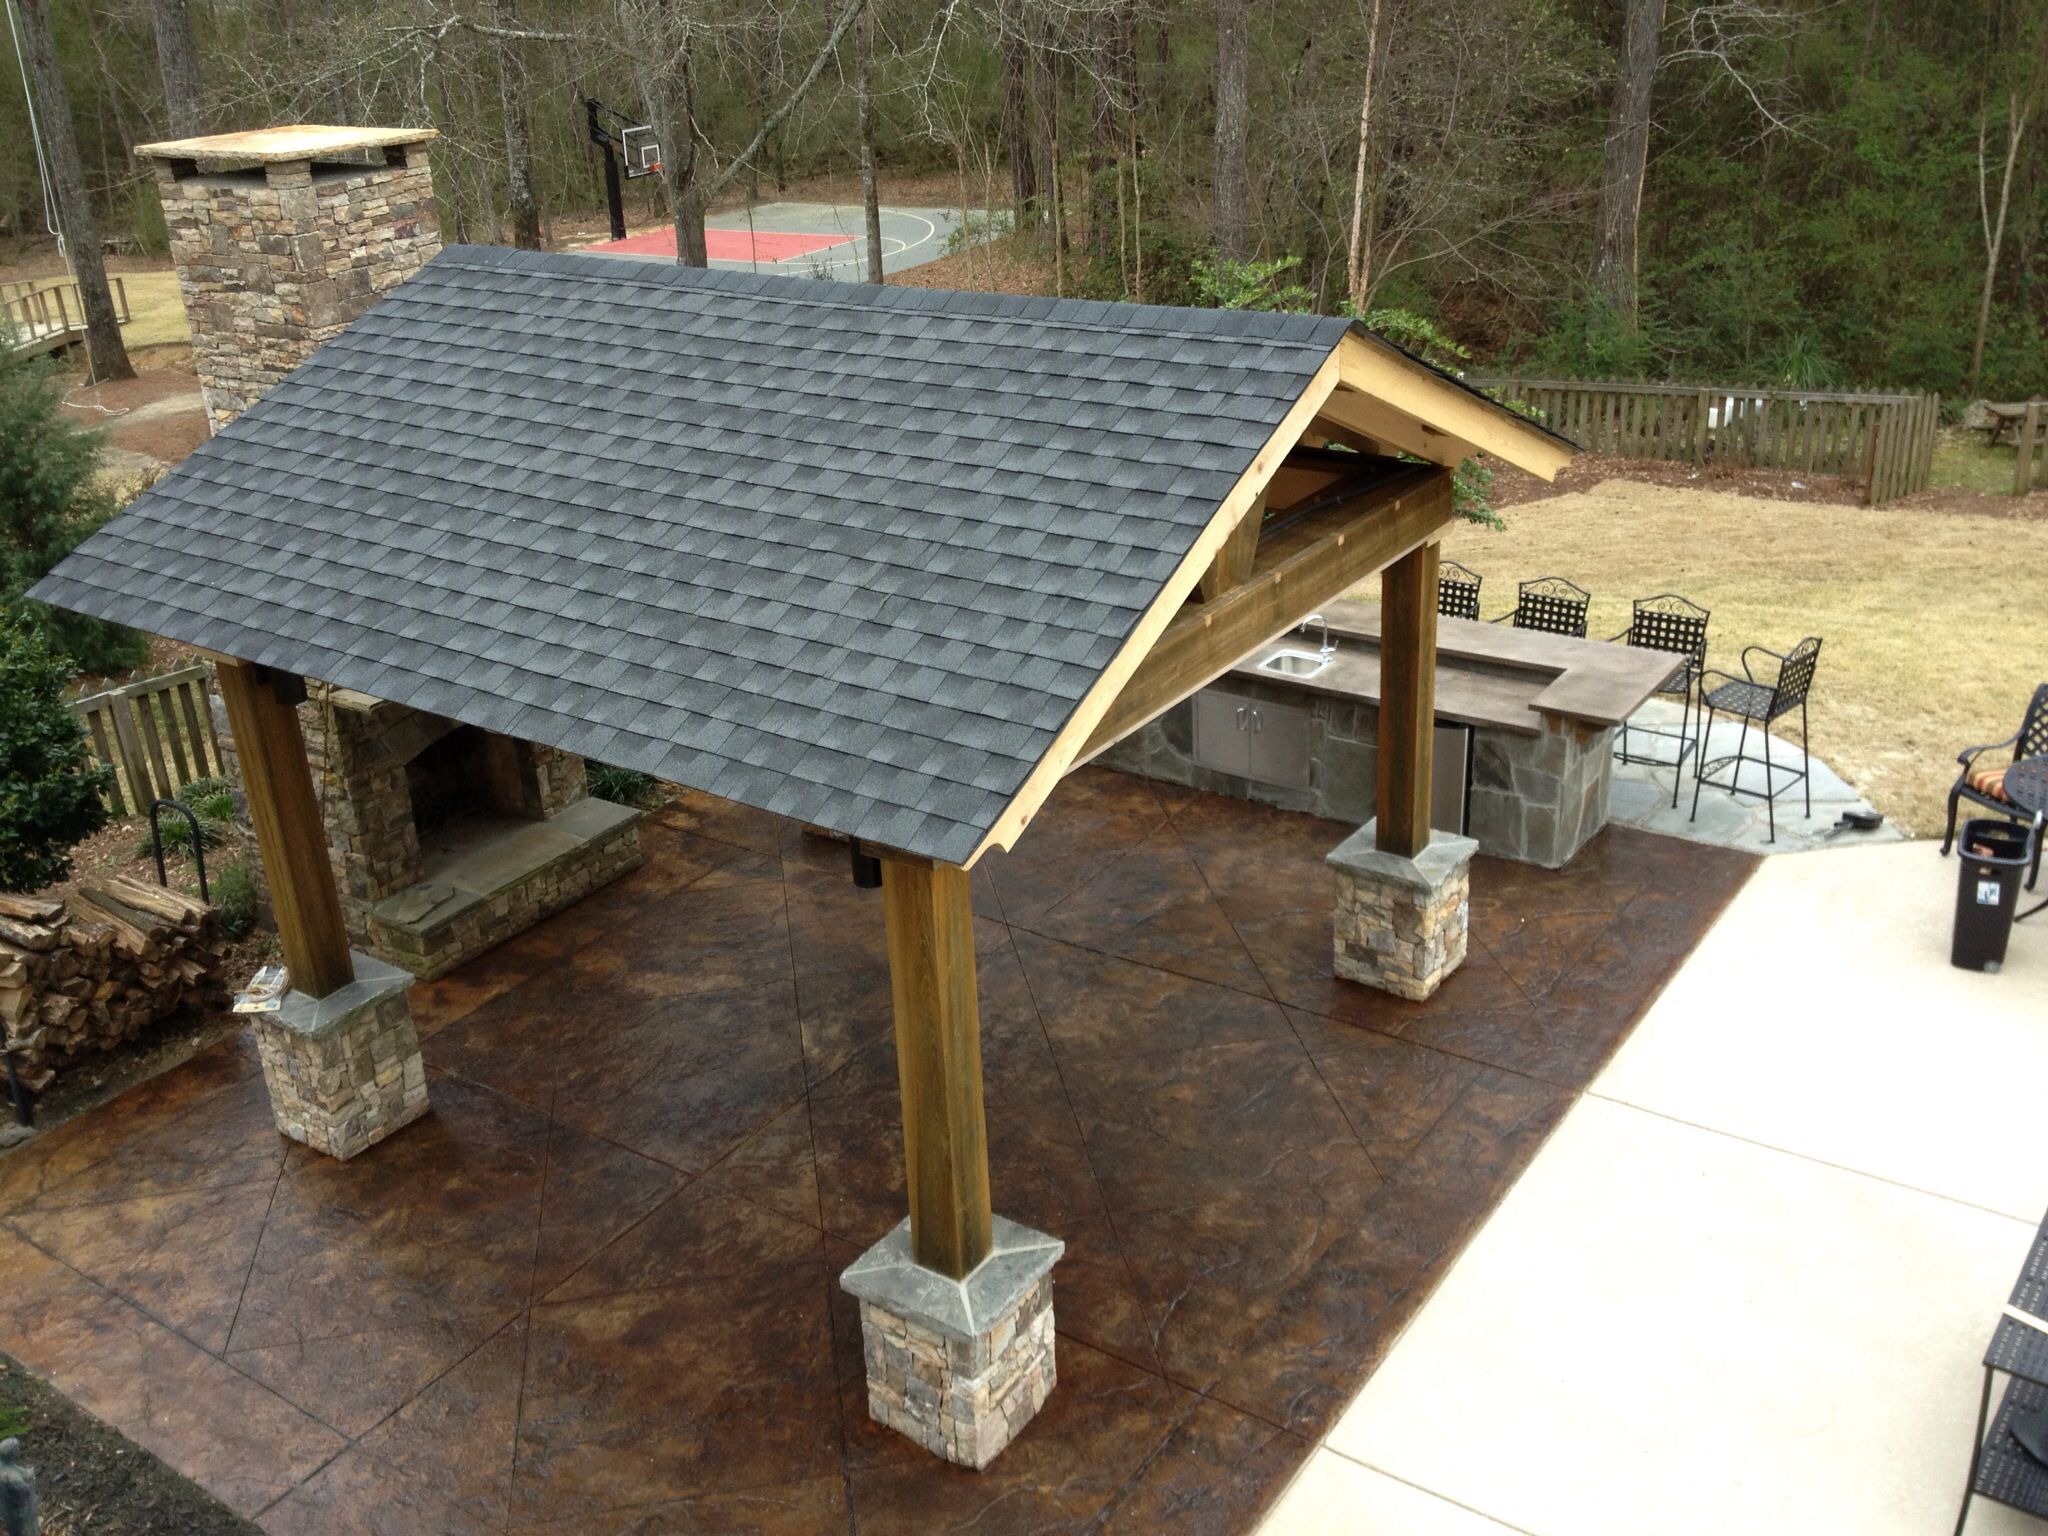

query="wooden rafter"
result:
[1334,331,1572,479]
[1078,464,1453,762]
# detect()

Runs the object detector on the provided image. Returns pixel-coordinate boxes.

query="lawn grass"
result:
[111,270,189,350]
[1930,426,2024,495]
[1403,478,2048,835]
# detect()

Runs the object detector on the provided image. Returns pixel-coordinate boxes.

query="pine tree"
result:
[0,611,112,892]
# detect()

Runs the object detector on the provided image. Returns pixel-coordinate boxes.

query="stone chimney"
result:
[135,125,441,432]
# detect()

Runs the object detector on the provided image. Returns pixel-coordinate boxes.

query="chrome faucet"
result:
[1299,612,1335,659]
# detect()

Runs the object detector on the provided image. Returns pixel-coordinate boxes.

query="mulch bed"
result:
[0,1352,260,1536]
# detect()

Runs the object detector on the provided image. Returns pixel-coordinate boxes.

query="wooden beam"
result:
[1336,331,1573,479]
[1080,464,1453,760]
[1303,416,1383,456]
[213,660,355,1000]
[1317,383,1481,470]
[881,854,992,1279]
[1196,491,1265,604]
[1376,540,1439,857]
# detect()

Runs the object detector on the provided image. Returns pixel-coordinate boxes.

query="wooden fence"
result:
[1469,378,1940,506]
[2014,402,2048,497]
[2,275,130,355]
[70,664,227,816]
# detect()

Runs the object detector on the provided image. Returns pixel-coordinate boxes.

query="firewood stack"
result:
[0,880,232,1092]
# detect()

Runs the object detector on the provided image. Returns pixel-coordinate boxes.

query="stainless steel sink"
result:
[1257,649,1332,679]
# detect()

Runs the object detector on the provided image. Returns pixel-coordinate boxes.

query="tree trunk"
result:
[149,0,205,138]
[1971,94,2031,395]
[16,0,133,381]
[631,21,708,267]
[1593,0,1665,324]
[1213,0,1249,260]
[491,0,542,249]
[1003,38,1038,227]
[1086,4,1133,270]
[857,0,883,282]
[1344,0,1386,310]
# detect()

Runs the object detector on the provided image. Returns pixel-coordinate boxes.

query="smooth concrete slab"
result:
[1259,1451,1524,1535]
[1599,838,2048,1222]
[577,202,968,280]
[1326,1095,2041,1536]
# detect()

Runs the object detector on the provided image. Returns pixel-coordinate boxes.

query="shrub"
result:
[178,775,237,824]
[131,775,235,860]
[0,344,148,675]
[587,760,659,808]
[213,861,257,938]
[0,613,112,891]
[1190,255,1314,313]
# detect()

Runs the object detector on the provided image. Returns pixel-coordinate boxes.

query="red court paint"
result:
[585,227,854,262]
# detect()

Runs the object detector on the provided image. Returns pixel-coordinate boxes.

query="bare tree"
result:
[489,0,542,248]
[14,0,133,380]
[1213,0,1249,258]
[1343,0,1387,308]
[1594,0,1666,325]
[1002,36,1039,227]
[857,0,883,282]
[150,0,207,137]
[1971,46,2046,392]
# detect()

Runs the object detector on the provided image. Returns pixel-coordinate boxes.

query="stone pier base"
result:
[252,952,429,1160]
[840,1217,1063,1469]
[1328,819,1479,1001]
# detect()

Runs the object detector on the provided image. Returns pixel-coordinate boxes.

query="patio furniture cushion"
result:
[1971,764,2010,802]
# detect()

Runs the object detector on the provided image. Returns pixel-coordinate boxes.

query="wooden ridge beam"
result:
[1335,331,1572,479]
[1079,464,1454,761]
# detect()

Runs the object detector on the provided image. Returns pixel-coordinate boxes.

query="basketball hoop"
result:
[620,123,662,181]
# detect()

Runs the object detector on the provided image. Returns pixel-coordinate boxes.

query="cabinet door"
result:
[1243,698,1311,788]
[1193,689,1253,777]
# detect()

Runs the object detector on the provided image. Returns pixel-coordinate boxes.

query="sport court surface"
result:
[0,769,1749,1533]
[579,201,966,280]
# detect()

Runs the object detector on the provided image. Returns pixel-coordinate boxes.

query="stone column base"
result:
[1328,819,1479,1001]
[839,1217,1064,1469]
[252,952,429,1160]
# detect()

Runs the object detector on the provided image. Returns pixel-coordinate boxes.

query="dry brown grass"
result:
[1419,478,2048,835]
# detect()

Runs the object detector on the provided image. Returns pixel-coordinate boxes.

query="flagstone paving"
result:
[0,768,1754,1534]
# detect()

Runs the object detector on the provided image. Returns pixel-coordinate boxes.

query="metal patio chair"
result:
[1612,594,1711,807]
[1438,561,1483,621]
[1940,681,2048,890]
[1491,576,1591,638]
[1689,636,1822,843]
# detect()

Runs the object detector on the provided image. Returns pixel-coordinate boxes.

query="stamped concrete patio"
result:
[0,768,1752,1534]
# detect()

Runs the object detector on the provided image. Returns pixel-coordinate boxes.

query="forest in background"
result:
[2,0,2044,399]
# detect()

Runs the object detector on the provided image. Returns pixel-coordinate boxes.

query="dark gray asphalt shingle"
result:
[34,245,1354,864]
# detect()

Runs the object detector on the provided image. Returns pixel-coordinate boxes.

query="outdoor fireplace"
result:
[298,688,643,979]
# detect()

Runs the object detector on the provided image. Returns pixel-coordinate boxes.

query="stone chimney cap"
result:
[135,124,438,165]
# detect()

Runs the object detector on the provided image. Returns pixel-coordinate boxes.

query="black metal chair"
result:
[1611,594,1711,807]
[1491,576,1590,638]
[1940,682,2048,889]
[1689,636,1821,842]
[1438,561,1483,621]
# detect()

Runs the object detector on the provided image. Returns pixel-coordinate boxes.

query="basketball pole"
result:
[586,98,628,241]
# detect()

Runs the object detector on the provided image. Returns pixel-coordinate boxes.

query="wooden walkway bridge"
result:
[3,275,130,358]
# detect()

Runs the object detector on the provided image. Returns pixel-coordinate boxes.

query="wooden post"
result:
[213,660,354,1000]
[2018,403,2042,498]
[1377,538,1439,859]
[881,854,992,1280]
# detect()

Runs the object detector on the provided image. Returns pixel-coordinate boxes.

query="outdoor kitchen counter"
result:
[1232,599,1681,736]
[1101,600,1681,867]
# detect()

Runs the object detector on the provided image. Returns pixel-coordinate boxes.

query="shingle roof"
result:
[35,245,1359,864]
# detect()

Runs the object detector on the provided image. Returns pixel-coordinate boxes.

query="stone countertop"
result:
[1226,599,1678,736]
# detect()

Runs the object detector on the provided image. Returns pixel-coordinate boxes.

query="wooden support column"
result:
[880,855,992,1279]
[213,660,355,1000]
[1376,539,1440,858]
[1196,492,1264,604]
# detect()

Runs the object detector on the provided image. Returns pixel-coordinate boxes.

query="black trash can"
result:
[1952,818,2035,972]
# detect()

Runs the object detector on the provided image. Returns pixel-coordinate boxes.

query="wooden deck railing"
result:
[70,664,227,816]
[1468,377,1940,507]
[2,275,130,351]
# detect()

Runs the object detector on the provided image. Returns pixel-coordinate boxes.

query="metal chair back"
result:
[1626,593,1709,671]
[1512,576,1591,638]
[2017,683,2048,763]
[1769,636,1823,716]
[1438,561,1482,621]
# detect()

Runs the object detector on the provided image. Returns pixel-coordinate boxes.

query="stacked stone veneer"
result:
[1328,821,1478,1001]
[841,1218,1063,1469]
[253,953,427,1159]
[151,141,440,431]
[1102,680,1615,868]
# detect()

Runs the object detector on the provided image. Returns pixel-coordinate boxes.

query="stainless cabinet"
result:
[1193,689,1311,788]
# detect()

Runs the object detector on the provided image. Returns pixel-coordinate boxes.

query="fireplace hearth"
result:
[298,687,642,978]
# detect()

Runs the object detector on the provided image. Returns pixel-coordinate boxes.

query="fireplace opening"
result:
[406,725,533,838]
